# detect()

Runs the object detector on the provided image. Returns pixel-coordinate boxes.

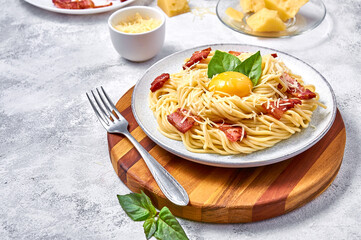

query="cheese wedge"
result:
[157,0,190,17]
[240,0,265,13]
[264,0,309,21]
[226,7,244,22]
[246,8,286,32]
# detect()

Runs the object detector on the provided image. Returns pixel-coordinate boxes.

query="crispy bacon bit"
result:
[150,73,170,92]
[52,0,112,9]
[279,73,317,100]
[262,99,302,119]
[271,53,278,58]
[182,47,211,70]
[167,108,198,133]
[228,51,242,56]
[218,124,247,142]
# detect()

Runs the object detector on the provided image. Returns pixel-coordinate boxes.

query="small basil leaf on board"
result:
[207,50,242,78]
[117,191,157,221]
[143,218,157,240]
[140,191,157,217]
[153,207,189,240]
[234,51,262,86]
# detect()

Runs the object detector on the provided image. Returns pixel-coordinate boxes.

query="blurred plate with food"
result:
[216,0,326,38]
[24,0,135,15]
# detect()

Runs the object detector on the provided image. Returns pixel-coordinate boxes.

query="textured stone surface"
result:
[1,0,360,239]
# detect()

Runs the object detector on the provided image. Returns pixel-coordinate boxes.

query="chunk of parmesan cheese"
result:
[158,0,190,17]
[264,0,309,21]
[246,8,286,32]
[240,0,265,13]
[225,7,244,22]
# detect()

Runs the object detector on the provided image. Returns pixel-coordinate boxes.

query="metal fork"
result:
[86,87,189,206]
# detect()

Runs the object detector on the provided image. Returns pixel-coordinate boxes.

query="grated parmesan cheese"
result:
[240,127,245,141]
[191,7,216,20]
[267,83,285,98]
[114,13,161,34]
[276,98,281,108]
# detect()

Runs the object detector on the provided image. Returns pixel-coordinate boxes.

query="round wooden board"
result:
[108,87,346,223]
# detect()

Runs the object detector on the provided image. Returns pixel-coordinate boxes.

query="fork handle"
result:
[123,131,189,206]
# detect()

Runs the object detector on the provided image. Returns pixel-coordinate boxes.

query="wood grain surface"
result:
[108,87,346,223]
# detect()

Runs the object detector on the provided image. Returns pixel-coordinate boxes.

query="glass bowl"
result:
[216,0,326,38]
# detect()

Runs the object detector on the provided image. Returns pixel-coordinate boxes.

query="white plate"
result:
[132,44,336,168]
[24,0,135,15]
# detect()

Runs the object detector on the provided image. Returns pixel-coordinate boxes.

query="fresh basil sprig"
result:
[207,50,242,79]
[144,218,157,239]
[234,51,262,85]
[207,50,263,86]
[153,207,188,240]
[117,191,189,240]
[117,190,157,221]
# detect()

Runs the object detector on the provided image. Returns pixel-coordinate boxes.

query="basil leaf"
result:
[234,51,262,86]
[207,50,263,86]
[154,207,189,240]
[143,218,157,240]
[117,191,157,221]
[207,50,242,78]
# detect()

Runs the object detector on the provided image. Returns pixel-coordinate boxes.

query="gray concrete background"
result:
[1,0,360,239]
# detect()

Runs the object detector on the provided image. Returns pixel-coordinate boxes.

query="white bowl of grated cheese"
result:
[108,6,166,62]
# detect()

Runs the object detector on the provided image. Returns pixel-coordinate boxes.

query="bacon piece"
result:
[53,0,92,9]
[218,124,247,142]
[228,51,242,56]
[271,53,278,58]
[52,0,112,9]
[262,99,302,119]
[182,47,211,70]
[150,73,170,92]
[279,73,316,100]
[167,108,198,133]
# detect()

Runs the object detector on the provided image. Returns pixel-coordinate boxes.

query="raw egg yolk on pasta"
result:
[208,72,253,98]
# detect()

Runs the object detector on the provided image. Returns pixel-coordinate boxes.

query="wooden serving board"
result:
[108,87,346,223]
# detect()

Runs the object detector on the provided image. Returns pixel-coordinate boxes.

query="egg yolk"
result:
[208,72,253,98]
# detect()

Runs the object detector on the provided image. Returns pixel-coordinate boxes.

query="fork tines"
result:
[86,87,121,128]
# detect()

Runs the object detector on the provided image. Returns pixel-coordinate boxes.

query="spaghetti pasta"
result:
[149,50,324,155]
